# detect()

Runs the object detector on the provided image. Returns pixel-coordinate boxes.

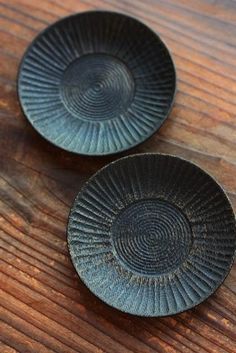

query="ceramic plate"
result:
[18,11,176,155]
[67,154,236,316]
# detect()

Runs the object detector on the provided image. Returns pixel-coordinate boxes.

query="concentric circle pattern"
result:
[18,11,176,155]
[67,154,236,316]
[112,199,192,276]
[61,54,134,121]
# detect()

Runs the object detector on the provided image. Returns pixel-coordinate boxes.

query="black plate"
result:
[18,11,176,155]
[67,154,236,316]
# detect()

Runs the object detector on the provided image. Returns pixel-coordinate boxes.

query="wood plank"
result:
[0,0,236,352]
[0,342,19,353]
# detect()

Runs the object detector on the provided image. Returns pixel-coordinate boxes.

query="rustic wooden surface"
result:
[0,0,236,352]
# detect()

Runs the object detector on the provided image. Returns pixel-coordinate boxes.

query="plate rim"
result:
[67,153,236,316]
[17,10,177,156]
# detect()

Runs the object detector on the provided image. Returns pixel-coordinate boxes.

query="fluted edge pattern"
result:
[67,154,236,316]
[18,11,176,155]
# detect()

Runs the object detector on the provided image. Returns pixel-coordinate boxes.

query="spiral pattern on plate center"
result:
[111,199,192,276]
[60,54,134,121]
[68,154,236,316]
[19,12,177,154]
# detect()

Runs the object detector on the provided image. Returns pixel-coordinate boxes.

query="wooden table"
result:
[0,0,236,352]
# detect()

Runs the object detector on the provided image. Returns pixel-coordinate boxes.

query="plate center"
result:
[111,199,192,276]
[60,53,134,121]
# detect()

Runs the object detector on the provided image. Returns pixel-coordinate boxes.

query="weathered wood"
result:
[0,0,236,352]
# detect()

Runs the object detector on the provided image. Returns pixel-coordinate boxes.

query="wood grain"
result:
[0,0,236,352]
